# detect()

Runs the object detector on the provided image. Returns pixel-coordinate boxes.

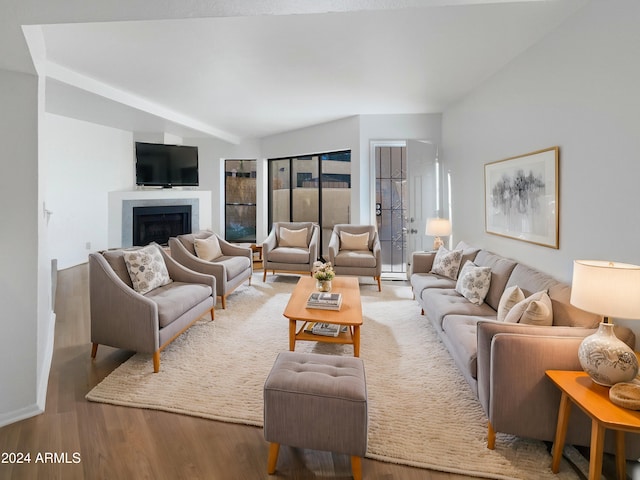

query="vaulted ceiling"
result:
[11,0,589,142]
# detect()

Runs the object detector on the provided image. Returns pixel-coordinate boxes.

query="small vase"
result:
[316,280,332,292]
[578,322,639,386]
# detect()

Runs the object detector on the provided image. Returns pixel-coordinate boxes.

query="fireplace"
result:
[132,205,192,246]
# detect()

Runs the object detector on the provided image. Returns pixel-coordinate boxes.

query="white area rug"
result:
[87,275,582,480]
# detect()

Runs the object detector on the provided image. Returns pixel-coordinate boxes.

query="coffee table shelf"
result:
[283,277,362,356]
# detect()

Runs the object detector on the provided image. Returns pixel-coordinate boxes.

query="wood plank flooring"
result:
[0,264,518,479]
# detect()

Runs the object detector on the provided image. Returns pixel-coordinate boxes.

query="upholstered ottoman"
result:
[263,351,368,479]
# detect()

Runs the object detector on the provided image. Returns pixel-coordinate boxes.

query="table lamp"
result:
[570,260,640,386]
[425,218,451,250]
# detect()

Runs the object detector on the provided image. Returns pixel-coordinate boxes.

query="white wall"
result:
[0,69,44,426]
[45,113,133,269]
[442,0,640,351]
[442,0,640,286]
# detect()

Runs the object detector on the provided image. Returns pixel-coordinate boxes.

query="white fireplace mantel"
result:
[108,189,212,248]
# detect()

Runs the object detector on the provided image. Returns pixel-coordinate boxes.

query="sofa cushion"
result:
[123,244,172,295]
[279,227,309,248]
[334,250,376,268]
[214,255,251,280]
[453,241,482,275]
[411,273,457,300]
[102,249,135,288]
[145,281,213,328]
[178,230,215,256]
[473,251,517,311]
[340,231,369,250]
[423,289,497,330]
[455,260,492,306]
[505,291,553,326]
[430,247,463,280]
[194,234,223,261]
[497,285,525,322]
[269,246,310,264]
[442,316,481,380]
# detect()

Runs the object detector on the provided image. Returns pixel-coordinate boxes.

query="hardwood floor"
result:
[0,265,499,479]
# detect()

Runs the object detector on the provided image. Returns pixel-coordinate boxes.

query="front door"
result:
[406,140,438,275]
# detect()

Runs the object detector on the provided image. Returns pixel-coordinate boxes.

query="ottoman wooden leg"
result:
[267,442,280,474]
[351,455,362,480]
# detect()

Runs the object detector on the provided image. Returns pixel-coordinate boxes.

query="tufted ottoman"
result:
[263,351,368,479]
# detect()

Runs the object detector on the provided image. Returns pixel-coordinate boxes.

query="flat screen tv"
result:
[135,142,199,188]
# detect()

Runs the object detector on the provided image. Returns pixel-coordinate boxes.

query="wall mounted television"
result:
[135,142,199,188]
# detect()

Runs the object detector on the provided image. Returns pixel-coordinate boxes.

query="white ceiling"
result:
[34,0,588,142]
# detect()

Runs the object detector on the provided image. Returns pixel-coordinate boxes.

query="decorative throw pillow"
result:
[123,244,172,295]
[279,227,308,248]
[340,231,369,250]
[497,285,525,322]
[504,291,553,326]
[455,260,492,305]
[194,235,223,261]
[430,246,463,280]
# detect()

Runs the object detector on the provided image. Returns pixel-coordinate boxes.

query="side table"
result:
[546,370,640,480]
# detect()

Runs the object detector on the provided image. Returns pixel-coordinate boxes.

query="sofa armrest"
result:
[411,251,436,274]
[262,228,277,260]
[328,230,340,264]
[308,225,319,265]
[218,235,252,258]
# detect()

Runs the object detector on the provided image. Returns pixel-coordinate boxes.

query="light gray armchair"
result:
[169,231,252,309]
[262,222,319,282]
[89,245,216,373]
[328,224,382,291]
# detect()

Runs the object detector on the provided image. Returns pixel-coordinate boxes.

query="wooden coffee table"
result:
[283,277,363,356]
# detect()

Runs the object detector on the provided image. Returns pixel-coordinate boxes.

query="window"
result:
[225,159,256,243]
[268,151,351,257]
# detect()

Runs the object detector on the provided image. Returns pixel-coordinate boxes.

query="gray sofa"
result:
[89,245,216,372]
[169,231,252,309]
[411,242,640,458]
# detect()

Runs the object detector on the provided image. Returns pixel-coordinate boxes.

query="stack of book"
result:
[306,292,342,311]
[304,322,342,337]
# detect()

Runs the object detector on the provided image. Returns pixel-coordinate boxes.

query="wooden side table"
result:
[546,370,640,480]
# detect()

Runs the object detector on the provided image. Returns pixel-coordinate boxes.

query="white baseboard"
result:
[0,310,55,428]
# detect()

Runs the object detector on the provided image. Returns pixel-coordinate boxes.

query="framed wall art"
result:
[484,146,559,249]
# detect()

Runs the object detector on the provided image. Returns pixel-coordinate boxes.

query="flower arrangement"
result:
[312,261,335,282]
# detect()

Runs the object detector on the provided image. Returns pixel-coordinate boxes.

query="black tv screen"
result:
[135,142,199,187]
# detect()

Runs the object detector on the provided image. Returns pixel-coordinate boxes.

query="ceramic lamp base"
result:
[578,322,639,386]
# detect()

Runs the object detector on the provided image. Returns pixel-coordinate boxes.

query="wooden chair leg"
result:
[351,456,362,480]
[221,295,226,309]
[376,276,381,292]
[248,275,252,286]
[153,351,161,373]
[91,343,98,359]
[210,307,215,321]
[267,442,280,474]
[263,269,267,282]
[487,421,496,450]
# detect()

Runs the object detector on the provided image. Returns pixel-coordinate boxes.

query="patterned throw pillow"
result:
[123,244,172,295]
[279,227,308,248]
[455,260,492,305]
[504,291,553,326]
[497,285,525,322]
[194,234,223,261]
[430,246,463,280]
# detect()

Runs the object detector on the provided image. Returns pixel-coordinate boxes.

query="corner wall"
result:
[442,0,640,285]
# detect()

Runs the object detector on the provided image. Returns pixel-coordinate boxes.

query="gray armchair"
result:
[328,224,382,291]
[262,222,319,282]
[89,245,216,373]
[169,231,252,309]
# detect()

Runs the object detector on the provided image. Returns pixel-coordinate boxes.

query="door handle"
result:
[409,228,418,234]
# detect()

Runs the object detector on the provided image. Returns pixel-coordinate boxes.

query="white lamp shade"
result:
[570,260,640,319]
[425,218,451,237]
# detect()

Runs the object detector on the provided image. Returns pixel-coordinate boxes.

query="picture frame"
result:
[484,146,559,249]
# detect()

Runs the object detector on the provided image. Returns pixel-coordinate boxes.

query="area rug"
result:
[87,275,582,480]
